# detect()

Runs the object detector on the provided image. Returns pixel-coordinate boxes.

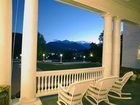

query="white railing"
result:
[36,67,104,97]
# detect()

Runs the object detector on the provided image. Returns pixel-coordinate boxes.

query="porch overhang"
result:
[58,0,140,25]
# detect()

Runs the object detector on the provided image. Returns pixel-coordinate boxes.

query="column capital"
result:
[101,12,113,18]
[113,16,121,21]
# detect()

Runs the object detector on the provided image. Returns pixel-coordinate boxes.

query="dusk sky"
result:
[12,0,122,43]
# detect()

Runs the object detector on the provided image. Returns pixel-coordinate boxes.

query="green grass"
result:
[37,62,101,71]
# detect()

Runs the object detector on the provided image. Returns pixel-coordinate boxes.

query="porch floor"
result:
[40,80,140,105]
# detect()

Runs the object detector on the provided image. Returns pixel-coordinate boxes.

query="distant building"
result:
[122,22,140,69]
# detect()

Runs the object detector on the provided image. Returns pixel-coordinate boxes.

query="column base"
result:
[12,98,42,105]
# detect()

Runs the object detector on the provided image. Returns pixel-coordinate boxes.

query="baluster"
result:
[97,72,99,79]
[68,74,71,85]
[94,72,96,80]
[75,74,77,81]
[83,73,85,80]
[90,72,92,79]
[86,73,88,80]
[82,73,84,80]
[51,75,54,90]
[70,74,72,84]
[78,73,80,81]
[54,75,57,90]
[71,74,74,83]
[45,76,47,91]
[84,73,86,80]
[58,75,60,85]
[37,76,40,93]
[99,71,101,79]
[66,74,69,87]
[99,71,101,78]
[80,73,82,81]
[64,75,66,87]
[89,72,91,79]
[41,76,44,92]
[61,75,63,85]
[92,72,94,80]
[77,73,79,81]
[95,72,97,80]
[88,72,90,80]
[73,74,75,82]
[87,72,89,80]
[79,73,81,81]
[48,76,50,90]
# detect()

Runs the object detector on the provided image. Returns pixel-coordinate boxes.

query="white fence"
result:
[36,67,104,97]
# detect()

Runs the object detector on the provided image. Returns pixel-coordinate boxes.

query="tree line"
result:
[12,31,123,63]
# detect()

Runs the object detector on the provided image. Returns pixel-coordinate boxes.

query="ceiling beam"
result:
[58,0,140,25]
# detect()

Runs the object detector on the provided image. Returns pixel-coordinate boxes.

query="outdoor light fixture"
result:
[42,53,45,61]
[83,56,86,62]
[90,53,93,57]
[60,54,63,63]
[60,54,63,57]
[83,56,86,58]
[43,53,45,57]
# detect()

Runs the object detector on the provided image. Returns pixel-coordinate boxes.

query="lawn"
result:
[37,62,101,71]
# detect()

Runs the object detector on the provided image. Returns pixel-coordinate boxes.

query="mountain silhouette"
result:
[47,40,90,53]
[12,33,90,58]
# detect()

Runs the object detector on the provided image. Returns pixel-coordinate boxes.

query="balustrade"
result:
[36,67,104,97]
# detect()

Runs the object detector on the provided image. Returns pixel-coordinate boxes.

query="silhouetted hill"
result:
[47,40,90,53]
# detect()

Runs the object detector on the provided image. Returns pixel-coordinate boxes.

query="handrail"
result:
[36,67,104,97]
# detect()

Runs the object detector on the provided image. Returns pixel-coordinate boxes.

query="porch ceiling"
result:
[58,0,140,25]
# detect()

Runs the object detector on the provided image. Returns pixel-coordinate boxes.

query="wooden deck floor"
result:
[40,80,140,105]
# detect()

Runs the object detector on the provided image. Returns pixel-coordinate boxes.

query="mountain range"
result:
[12,33,91,57]
[46,40,90,53]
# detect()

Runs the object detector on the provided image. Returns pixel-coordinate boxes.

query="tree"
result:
[37,33,48,60]
[98,31,104,44]
[89,42,102,62]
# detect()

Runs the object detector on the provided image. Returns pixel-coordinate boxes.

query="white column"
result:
[102,13,113,77]
[112,17,121,77]
[0,0,12,86]
[19,0,41,105]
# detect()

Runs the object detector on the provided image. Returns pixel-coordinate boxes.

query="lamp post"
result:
[83,56,86,62]
[90,53,93,57]
[42,53,45,62]
[60,54,63,63]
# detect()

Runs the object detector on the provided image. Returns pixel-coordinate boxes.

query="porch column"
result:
[19,0,41,105]
[102,13,113,77]
[0,0,12,86]
[112,17,121,77]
